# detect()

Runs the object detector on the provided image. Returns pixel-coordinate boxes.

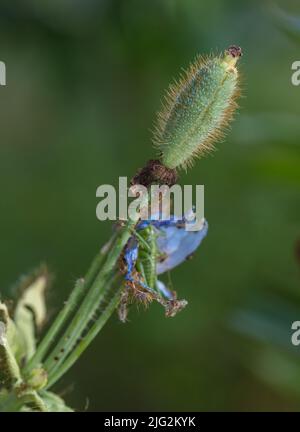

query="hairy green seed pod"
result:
[153,46,242,170]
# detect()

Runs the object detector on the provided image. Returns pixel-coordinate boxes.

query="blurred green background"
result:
[1,0,300,411]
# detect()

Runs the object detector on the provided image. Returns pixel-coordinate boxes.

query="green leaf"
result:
[14,269,49,360]
[0,303,22,389]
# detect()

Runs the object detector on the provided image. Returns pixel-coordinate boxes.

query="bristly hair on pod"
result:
[152,45,242,171]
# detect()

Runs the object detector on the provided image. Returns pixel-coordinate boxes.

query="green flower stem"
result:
[42,218,137,381]
[23,279,85,374]
[23,241,112,375]
[44,271,115,378]
[46,281,122,389]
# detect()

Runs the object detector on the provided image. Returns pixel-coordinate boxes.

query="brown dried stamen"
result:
[226,45,243,58]
[131,159,178,187]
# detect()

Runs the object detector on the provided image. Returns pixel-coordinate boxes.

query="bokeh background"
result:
[1,0,300,411]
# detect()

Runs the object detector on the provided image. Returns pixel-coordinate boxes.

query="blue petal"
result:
[156,219,208,274]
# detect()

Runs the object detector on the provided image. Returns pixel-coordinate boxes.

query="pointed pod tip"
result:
[226,45,243,58]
